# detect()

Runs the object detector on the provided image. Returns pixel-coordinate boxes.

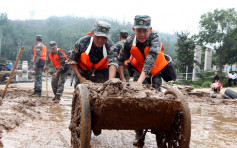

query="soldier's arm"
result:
[117,35,133,81]
[143,33,161,75]
[68,38,87,83]
[106,39,118,79]
[34,46,42,67]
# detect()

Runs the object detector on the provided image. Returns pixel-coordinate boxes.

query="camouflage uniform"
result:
[33,35,46,95]
[118,33,162,90]
[68,21,118,87]
[114,30,130,81]
[46,46,69,97]
[117,15,163,147]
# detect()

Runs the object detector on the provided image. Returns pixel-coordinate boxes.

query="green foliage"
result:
[201,81,212,88]
[159,32,177,58]
[223,27,237,65]
[198,8,237,73]
[175,31,195,73]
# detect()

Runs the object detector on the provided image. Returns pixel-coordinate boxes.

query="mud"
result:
[88,79,182,130]
[0,88,54,148]
[70,79,191,147]
[0,81,237,147]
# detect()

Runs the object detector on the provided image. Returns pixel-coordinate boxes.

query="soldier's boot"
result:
[29,92,37,96]
[30,91,41,97]
[133,130,145,147]
[53,95,61,103]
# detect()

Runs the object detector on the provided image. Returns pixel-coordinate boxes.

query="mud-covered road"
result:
[0,84,237,148]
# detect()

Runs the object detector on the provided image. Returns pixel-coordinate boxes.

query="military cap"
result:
[93,20,111,38]
[119,30,128,39]
[36,35,42,41]
[133,15,151,29]
[49,41,57,48]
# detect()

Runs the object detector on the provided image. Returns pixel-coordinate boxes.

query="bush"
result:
[201,81,212,88]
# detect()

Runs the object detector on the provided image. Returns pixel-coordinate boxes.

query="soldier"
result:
[114,30,128,54]
[114,30,130,81]
[117,15,170,147]
[45,41,69,103]
[69,20,117,86]
[30,35,47,96]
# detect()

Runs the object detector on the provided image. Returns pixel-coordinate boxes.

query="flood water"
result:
[2,93,237,148]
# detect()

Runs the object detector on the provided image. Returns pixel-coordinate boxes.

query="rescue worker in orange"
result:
[117,15,170,147]
[69,20,117,87]
[30,35,47,96]
[45,41,69,103]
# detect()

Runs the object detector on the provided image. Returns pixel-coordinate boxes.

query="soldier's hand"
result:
[33,65,37,70]
[79,77,92,84]
[121,78,126,82]
[53,72,57,78]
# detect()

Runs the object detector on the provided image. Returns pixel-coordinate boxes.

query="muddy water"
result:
[1,89,237,147]
[190,106,237,147]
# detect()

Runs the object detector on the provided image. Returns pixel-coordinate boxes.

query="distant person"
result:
[29,35,47,96]
[114,30,130,81]
[213,71,219,83]
[233,71,237,86]
[114,30,128,54]
[68,20,118,87]
[211,79,222,93]
[228,71,233,87]
[44,41,69,103]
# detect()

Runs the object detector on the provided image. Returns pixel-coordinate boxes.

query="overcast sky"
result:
[1,0,237,34]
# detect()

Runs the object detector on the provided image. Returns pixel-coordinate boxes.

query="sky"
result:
[1,0,237,35]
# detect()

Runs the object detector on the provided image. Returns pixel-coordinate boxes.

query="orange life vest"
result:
[48,48,68,69]
[77,36,108,71]
[33,44,47,62]
[129,44,168,76]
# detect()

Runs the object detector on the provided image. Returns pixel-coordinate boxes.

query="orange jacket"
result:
[129,44,168,76]
[77,36,108,71]
[77,52,108,70]
[33,44,47,62]
[48,48,68,69]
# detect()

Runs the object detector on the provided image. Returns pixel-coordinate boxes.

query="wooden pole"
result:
[1,46,24,104]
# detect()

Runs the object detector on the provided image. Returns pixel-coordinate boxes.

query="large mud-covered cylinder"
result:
[70,78,191,148]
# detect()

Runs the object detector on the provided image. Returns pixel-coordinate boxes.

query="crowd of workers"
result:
[29,15,177,147]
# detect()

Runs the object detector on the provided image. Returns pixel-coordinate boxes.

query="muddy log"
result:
[69,78,191,148]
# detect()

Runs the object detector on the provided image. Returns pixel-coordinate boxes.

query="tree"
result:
[198,8,237,76]
[175,32,196,73]
[0,12,8,57]
[223,27,237,65]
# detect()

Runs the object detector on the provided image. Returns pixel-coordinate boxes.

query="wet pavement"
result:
[0,80,237,147]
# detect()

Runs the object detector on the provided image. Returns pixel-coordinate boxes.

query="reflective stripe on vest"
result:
[48,48,68,69]
[129,37,168,76]
[77,37,108,70]
[33,44,47,62]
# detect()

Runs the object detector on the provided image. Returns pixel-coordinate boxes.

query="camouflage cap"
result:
[36,35,42,41]
[133,15,151,29]
[119,30,128,39]
[93,20,111,38]
[49,41,57,48]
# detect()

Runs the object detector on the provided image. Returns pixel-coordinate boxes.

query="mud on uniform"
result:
[46,48,69,96]
[33,42,46,94]
[68,35,118,87]
[118,32,162,90]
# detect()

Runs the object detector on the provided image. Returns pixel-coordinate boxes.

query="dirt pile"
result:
[0,88,48,147]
